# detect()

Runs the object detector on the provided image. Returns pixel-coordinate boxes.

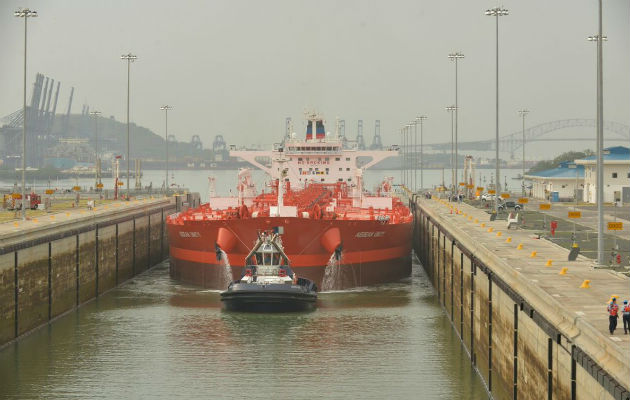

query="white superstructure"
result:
[230,113,398,190]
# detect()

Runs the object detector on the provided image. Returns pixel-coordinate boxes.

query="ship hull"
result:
[167,217,412,291]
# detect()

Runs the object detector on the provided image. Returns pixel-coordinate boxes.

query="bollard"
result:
[13,222,18,227]
[517,243,523,250]
[33,218,38,223]
[496,231,502,237]
[481,223,486,228]
[468,216,473,221]
[580,280,590,289]
[65,212,70,216]
[530,251,537,258]
[505,237,512,243]
[559,267,568,275]
[487,227,493,232]
[50,215,55,220]
[474,219,479,223]
[545,259,553,267]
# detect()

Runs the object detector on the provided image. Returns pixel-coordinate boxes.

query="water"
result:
[321,253,341,292]
[0,168,525,203]
[0,260,488,399]
[218,249,233,288]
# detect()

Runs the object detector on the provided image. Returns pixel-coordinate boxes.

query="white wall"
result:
[582,164,630,203]
[530,177,581,200]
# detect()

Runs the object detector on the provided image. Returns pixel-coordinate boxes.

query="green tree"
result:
[527,149,594,174]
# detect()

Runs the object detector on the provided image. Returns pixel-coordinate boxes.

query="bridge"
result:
[425,119,630,156]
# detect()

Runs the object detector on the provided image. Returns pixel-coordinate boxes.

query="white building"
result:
[574,146,630,204]
[524,162,584,201]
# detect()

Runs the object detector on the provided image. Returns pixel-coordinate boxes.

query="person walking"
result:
[608,297,619,334]
[623,300,630,334]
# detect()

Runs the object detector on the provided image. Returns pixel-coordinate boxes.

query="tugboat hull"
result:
[221,283,317,312]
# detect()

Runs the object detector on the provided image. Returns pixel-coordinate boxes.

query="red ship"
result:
[167,114,412,290]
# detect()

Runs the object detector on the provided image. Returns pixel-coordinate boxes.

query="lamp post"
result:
[121,53,137,200]
[412,120,417,192]
[160,105,173,196]
[446,106,457,195]
[400,129,404,185]
[89,111,102,191]
[407,124,412,186]
[416,116,427,190]
[14,8,37,220]
[448,52,464,191]
[588,0,605,265]
[518,109,529,197]
[485,6,508,214]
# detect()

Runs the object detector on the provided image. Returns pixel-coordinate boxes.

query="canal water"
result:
[0,259,487,399]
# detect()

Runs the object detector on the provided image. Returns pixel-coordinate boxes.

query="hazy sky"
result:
[1,0,629,156]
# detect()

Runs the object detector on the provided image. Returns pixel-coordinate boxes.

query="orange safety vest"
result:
[609,303,619,316]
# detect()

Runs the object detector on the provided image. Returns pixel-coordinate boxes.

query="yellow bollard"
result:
[530,251,537,258]
[13,222,18,227]
[480,223,486,228]
[496,231,502,237]
[580,280,590,289]
[559,267,568,275]
[50,215,55,220]
[505,237,512,243]
[487,227,493,233]
[65,212,70,216]
[464,213,467,217]
[33,218,38,223]
[517,243,523,250]
[474,219,479,223]
[545,259,553,267]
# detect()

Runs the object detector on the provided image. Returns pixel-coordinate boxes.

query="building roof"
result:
[575,146,630,164]
[525,161,584,179]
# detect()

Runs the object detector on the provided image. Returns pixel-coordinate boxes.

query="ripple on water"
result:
[0,260,487,399]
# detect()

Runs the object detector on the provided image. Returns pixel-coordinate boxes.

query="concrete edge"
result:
[418,197,630,392]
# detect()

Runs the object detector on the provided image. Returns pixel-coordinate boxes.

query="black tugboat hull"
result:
[221,283,317,312]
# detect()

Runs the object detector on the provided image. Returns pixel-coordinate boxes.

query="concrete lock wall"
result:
[0,199,177,348]
[412,196,628,400]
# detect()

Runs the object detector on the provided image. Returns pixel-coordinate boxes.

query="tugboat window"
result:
[264,253,271,265]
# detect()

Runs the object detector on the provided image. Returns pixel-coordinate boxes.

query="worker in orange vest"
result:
[623,300,630,334]
[608,297,619,334]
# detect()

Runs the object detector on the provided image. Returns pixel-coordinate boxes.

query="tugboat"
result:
[220,231,318,312]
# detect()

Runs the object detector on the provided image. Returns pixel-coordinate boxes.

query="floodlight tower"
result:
[517,109,529,197]
[14,7,38,220]
[89,111,102,190]
[485,6,508,213]
[121,53,137,200]
[160,105,173,196]
[588,0,606,265]
[446,106,458,194]
[448,52,464,189]
[416,116,428,190]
